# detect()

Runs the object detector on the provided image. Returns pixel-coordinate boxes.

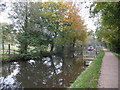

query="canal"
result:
[0,52,86,89]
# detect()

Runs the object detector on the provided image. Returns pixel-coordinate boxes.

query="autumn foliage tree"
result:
[51,2,86,51]
[9,1,87,58]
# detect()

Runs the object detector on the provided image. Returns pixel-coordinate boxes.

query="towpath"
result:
[98,49,119,89]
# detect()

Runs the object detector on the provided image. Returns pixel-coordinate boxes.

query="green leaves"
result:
[90,2,120,53]
[8,1,87,58]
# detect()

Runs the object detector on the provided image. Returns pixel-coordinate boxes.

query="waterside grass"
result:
[69,51,105,88]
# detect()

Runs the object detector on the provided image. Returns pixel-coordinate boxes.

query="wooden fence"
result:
[0,50,20,55]
[1,44,20,56]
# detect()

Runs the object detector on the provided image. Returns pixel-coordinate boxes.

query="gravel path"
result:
[98,49,119,88]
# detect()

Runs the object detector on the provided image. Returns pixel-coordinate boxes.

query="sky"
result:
[0,0,97,31]
[0,1,12,24]
[78,2,97,31]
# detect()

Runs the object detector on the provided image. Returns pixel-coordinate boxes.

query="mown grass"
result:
[69,51,105,88]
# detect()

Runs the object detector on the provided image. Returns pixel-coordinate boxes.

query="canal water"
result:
[0,52,86,89]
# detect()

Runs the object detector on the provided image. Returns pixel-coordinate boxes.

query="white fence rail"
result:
[83,50,96,61]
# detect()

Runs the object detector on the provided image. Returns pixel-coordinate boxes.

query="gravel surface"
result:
[98,49,119,88]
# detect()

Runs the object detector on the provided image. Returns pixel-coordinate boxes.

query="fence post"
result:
[2,40,4,55]
[14,50,15,54]
[8,44,10,55]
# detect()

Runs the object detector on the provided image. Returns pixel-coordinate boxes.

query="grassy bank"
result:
[0,54,23,62]
[0,51,54,62]
[69,51,105,88]
[114,53,120,60]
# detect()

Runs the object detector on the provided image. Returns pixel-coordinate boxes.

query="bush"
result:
[0,56,9,61]
[20,52,41,60]
[0,51,53,62]
[114,53,120,60]
[9,54,23,61]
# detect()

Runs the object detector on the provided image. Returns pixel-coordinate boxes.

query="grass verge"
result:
[69,51,105,88]
[114,53,120,60]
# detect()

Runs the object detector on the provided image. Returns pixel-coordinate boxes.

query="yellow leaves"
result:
[41,1,86,42]
[56,19,60,22]
[58,2,62,6]
[42,2,49,8]
[63,18,69,23]
[51,14,56,17]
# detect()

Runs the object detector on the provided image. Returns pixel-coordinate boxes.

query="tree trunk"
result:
[2,40,4,55]
[8,44,10,55]
[72,38,76,49]
[20,2,28,54]
[50,32,57,52]
[81,45,83,55]
[62,45,64,53]
[50,40,54,52]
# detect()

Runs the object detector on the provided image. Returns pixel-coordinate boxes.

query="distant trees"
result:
[7,1,87,58]
[1,23,14,54]
[90,2,120,53]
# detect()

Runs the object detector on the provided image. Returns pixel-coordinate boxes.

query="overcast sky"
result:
[0,0,97,31]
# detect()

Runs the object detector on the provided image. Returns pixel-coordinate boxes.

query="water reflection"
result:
[1,53,85,89]
[1,62,22,89]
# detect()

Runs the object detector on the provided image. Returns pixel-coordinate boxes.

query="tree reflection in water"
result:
[1,52,85,89]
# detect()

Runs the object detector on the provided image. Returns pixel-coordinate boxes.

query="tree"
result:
[9,2,30,54]
[1,23,14,54]
[0,2,7,13]
[8,1,87,58]
[9,2,49,54]
[90,2,120,53]
[59,2,87,49]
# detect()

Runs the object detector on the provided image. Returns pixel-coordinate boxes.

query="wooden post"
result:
[14,50,15,54]
[2,40,4,55]
[8,44,10,55]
